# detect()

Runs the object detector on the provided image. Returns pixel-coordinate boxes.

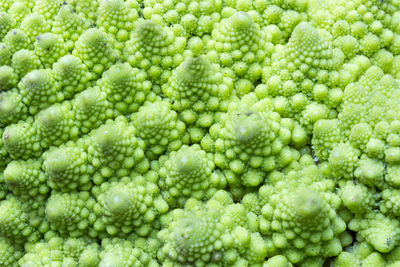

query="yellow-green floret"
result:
[158,190,267,266]
[3,120,42,159]
[11,49,41,78]
[46,192,98,238]
[43,141,93,192]
[4,159,49,198]
[207,11,273,82]
[157,144,226,207]
[0,12,15,40]
[93,175,169,237]
[34,102,79,148]
[52,55,94,99]
[32,0,63,20]
[96,62,153,114]
[0,65,18,91]
[142,0,222,36]
[72,28,118,76]
[0,89,28,126]
[206,94,303,188]
[34,33,67,68]
[19,236,100,266]
[0,195,46,244]
[123,19,186,83]
[99,238,158,266]
[0,237,22,267]
[52,4,90,50]
[132,100,187,159]
[97,0,138,42]
[1,0,400,265]
[162,56,233,132]
[87,117,148,180]
[259,159,346,264]
[20,13,50,43]
[71,87,114,134]
[17,69,62,115]
[349,212,400,253]
[3,29,30,53]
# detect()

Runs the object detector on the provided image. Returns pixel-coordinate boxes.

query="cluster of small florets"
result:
[1,0,400,266]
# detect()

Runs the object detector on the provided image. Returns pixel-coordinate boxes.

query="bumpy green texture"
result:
[157,144,226,207]
[96,62,153,114]
[0,43,11,66]
[223,0,309,43]
[68,0,99,22]
[207,11,272,82]
[3,29,30,53]
[11,49,41,78]
[19,237,100,266]
[8,2,31,27]
[52,55,94,99]
[338,180,378,215]
[2,0,400,265]
[205,94,304,189]
[0,89,28,126]
[99,238,158,266]
[46,192,98,238]
[3,120,42,159]
[133,100,187,159]
[93,175,168,237]
[0,195,46,245]
[158,190,267,266]
[18,69,62,115]
[97,0,138,42]
[87,117,148,181]
[312,119,343,160]
[71,87,114,133]
[143,0,222,36]
[381,187,400,217]
[34,33,66,68]
[20,13,50,42]
[0,237,21,266]
[4,159,49,198]
[0,12,15,40]
[334,242,400,267]
[162,56,233,134]
[259,157,347,265]
[32,0,63,20]
[0,65,17,91]
[259,21,354,133]
[164,56,230,109]
[72,28,118,75]
[0,128,9,170]
[52,4,90,50]
[43,141,93,192]
[349,212,400,253]
[124,19,186,83]
[35,102,78,148]
[310,0,400,67]
[311,64,400,221]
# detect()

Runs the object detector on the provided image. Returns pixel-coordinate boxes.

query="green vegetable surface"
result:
[1,0,400,266]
